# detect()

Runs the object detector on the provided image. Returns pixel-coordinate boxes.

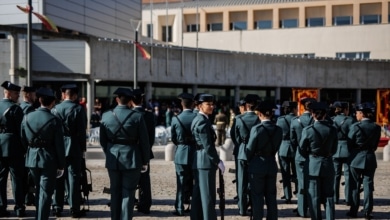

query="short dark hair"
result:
[118,96,131,105]
[40,96,55,106]
[182,99,193,109]
[312,109,326,120]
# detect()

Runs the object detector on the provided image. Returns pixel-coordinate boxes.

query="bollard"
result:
[220,138,234,161]
[165,143,176,161]
[383,140,390,162]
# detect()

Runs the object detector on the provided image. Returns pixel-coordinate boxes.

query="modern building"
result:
[142,0,390,59]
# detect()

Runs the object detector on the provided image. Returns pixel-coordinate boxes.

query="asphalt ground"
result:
[5,144,390,220]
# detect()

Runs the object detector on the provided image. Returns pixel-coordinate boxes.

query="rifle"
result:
[217,169,225,220]
[80,157,93,211]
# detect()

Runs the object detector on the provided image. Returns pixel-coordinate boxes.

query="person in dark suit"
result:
[346,103,381,219]
[171,93,197,216]
[21,87,66,220]
[0,81,25,217]
[246,101,282,220]
[234,94,261,216]
[51,84,87,218]
[331,101,356,205]
[276,101,298,204]
[20,86,37,206]
[190,94,225,220]
[100,88,150,220]
[290,97,316,217]
[299,102,338,220]
[129,89,156,214]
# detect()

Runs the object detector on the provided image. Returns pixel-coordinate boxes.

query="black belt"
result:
[110,139,138,145]
[196,145,204,150]
[254,152,273,157]
[310,153,331,158]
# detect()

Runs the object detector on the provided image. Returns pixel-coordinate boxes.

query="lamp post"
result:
[27,0,32,86]
[131,19,141,89]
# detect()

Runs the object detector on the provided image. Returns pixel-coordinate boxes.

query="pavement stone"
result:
[4,144,390,219]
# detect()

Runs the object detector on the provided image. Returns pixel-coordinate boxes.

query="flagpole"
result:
[27,0,32,86]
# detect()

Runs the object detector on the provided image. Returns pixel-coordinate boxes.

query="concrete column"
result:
[299,6,305,28]
[223,11,229,31]
[325,4,332,26]
[87,79,94,130]
[353,3,360,25]
[247,9,254,30]
[356,89,361,104]
[192,84,198,96]
[275,87,281,101]
[316,89,321,102]
[234,86,240,106]
[382,0,389,23]
[8,32,18,84]
[200,11,206,32]
[145,81,153,106]
[273,8,279,29]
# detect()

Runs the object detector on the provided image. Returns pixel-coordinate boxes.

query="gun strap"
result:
[261,125,278,151]
[238,117,259,143]
[174,115,193,140]
[356,124,375,149]
[334,116,348,139]
[26,114,56,142]
[282,116,290,139]
[111,110,135,140]
[54,104,78,134]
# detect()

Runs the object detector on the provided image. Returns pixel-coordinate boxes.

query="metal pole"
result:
[27,0,32,86]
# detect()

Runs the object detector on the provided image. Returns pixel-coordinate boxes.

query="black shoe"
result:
[292,208,298,213]
[0,210,10,217]
[281,195,286,199]
[364,212,373,220]
[138,209,150,214]
[53,208,62,217]
[346,211,357,218]
[172,211,184,216]
[71,210,86,218]
[285,199,292,204]
[16,209,26,217]
[233,195,238,201]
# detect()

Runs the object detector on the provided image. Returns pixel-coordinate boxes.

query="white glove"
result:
[141,165,148,173]
[56,169,64,178]
[218,160,225,174]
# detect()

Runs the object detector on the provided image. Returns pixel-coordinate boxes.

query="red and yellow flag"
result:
[135,42,151,60]
[17,5,59,32]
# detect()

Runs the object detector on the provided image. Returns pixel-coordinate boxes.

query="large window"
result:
[336,52,370,59]
[280,19,298,28]
[230,21,247,30]
[333,16,352,26]
[255,20,272,29]
[360,15,381,24]
[162,26,172,42]
[306,17,324,27]
[147,24,153,38]
[207,23,223,31]
[186,24,199,32]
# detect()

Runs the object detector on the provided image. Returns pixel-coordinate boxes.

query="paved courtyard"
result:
[5,144,390,219]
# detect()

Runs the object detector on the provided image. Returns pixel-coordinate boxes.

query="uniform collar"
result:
[199,111,208,119]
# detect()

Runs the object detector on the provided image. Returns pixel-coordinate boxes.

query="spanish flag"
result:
[17,5,59,33]
[134,42,151,60]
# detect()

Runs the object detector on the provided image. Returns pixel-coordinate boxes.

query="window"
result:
[360,15,381,24]
[186,24,199,32]
[255,20,272,29]
[306,17,324,27]
[288,53,315,58]
[207,23,223,31]
[333,16,352,26]
[147,24,153,38]
[230,21,247,30]
[162,26,172,42]
[336,52,370,59]
[280,19,298,28]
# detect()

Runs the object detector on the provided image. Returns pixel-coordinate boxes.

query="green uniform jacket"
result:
[299,121,338,176]
[235,111,260,160]
[133,106,156,160]
[0,99,24,157]
[171,109,197,165]
[52,100,86,157]
[291,112,313,161]
[347,119,381,169]
[276,113,296,157]
[20,101,35,115]
[100,105,149,170]
[191,113,220,169]
[246,121,283,174]
[332,114,356,158]
[21,107,66,169]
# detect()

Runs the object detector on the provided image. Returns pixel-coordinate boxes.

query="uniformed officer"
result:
[51,84,87,217]
[192,93,204,114]
[331,101,356,205]
[190,94,225,220]
[129,89,155,214]
[20,86,37,206]
[346,103,381,219]
[299,102,338,220]
[21,87,66,220]
[171,93,197,216]
[100,88,150,220]
[290,97,316,217]
[214,109,228,146]
[230,99,246,200]
[0,81,25,217]
[235,94,261,216]
[276,101,298,204]
[246,101,283,220]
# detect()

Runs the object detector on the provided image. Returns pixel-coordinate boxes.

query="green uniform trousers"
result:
[174,164,192,214]
[30,167,56,220]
